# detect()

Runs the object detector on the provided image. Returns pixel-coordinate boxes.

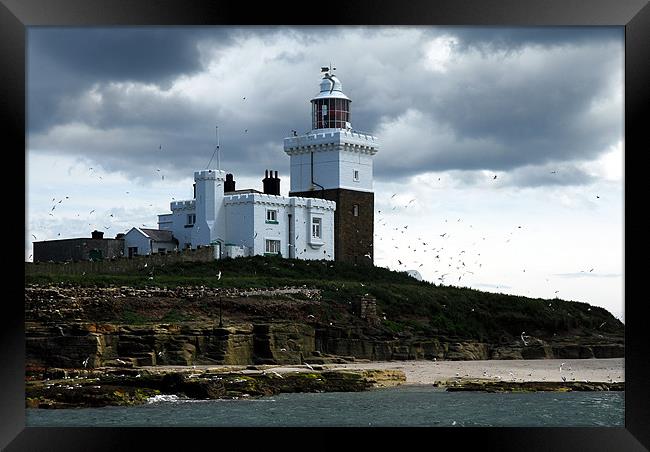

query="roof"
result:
[225,189,262,194]
[139,228,175,242]
[311,74,351,101]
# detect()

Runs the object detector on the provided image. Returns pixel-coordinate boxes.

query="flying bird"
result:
[304,362,314,370]
[493,175,497,180]
[217,271,222,280]
[89,210,95,214]
[32,234,37,240]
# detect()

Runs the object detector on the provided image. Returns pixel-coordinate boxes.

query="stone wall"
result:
[290,188,374,265]
[25,246,216,276]
[355,295,379,326]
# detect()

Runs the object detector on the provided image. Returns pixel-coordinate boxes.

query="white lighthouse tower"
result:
[284,68,379,264]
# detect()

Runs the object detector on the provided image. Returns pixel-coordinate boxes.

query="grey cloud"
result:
[439,26,623,53]
[503,164,597,188]
[28,27,623,188]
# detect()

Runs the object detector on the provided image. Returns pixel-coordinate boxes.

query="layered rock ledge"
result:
[26,365,407,409]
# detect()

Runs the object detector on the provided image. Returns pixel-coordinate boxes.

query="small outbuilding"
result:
[33,230,124,262]
[123,227,178,257]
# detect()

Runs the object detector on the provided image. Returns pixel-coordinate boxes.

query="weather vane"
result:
[321,63,337,93]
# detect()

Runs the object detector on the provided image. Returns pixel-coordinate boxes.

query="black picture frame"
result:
[4,0,648,450]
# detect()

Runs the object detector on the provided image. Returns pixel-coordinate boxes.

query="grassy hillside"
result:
[26,255,623,343]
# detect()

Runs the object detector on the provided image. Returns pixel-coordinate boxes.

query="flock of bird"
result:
[30,136,603,302]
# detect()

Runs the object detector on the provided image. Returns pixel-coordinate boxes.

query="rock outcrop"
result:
[25,284,624,369]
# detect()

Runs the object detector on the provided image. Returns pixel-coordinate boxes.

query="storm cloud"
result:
[27,26,623,187]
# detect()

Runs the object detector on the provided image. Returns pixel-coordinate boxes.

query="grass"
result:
[26,255,624,342]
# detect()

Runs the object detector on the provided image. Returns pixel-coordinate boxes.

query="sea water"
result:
[26,385,624,427]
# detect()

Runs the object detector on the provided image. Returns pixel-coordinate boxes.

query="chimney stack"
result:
[262,169,281,195]
[91,230,104,240]
[274,171,280,195]
[224,173,236,192]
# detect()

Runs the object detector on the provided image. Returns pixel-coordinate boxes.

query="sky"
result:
[25,26,624,320]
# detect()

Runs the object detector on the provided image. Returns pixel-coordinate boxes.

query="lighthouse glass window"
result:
[312,98,350,129]
[312,217,322,239]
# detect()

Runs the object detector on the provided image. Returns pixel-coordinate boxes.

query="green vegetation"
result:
[26,255,623,342]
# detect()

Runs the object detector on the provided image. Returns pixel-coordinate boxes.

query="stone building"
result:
[33,230,124,262]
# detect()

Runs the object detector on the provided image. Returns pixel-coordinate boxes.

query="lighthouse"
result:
[284,68,379,265]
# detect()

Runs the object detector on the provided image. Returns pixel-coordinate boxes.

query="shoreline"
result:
[147,357,624,384]
[324,357,624,385]
[26,358,624,409]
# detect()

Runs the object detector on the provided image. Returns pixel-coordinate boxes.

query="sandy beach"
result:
[321,358,624,384]
[150,358,624,385]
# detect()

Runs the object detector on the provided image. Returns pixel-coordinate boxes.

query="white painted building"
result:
[125,68,380,263]
[151,168,336,260]
[285,129,378,193]
[123,227,177,257]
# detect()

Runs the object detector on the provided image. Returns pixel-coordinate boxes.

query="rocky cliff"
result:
[26,284,624,369]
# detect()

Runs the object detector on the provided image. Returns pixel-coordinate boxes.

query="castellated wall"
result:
[25,246,216,276]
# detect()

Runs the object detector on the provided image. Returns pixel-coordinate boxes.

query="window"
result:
[353,204,359,217]
[157,248,166,254]
[265,239,281,254]
[312,98,350,129]
[312,217,322,239]
[353,170,359,182]
[266,209,278,223]
[128,247,138,258]
[186,213,196,227]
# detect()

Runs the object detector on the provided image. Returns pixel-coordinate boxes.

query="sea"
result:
[26,385,624,427]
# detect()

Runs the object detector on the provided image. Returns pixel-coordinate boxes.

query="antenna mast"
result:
[216,125,220,171]
[206,124,221,169]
